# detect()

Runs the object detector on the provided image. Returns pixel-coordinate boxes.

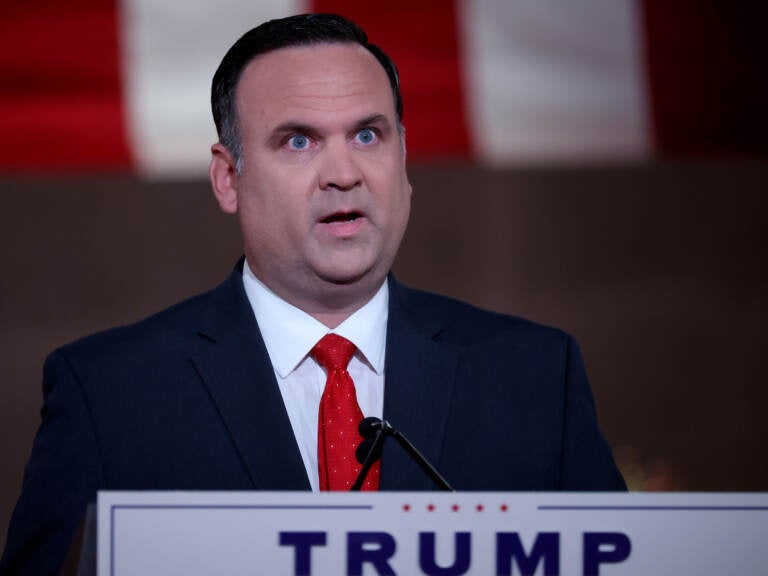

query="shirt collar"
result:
[242,260,388,378]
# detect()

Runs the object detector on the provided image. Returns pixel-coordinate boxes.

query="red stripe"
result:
[641,1,768,157]
[0,1,131,172]
[311,1,472,161]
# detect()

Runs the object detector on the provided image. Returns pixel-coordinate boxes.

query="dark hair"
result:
[211,13,403,172]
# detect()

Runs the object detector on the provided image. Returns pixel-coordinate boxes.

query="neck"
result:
[311,310,352,329]
[291,282,382,329]
[244,260,385,329]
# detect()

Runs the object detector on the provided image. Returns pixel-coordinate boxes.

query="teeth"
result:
[324,213,359,224]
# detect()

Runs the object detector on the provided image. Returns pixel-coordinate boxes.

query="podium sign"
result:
[98,491,767,575]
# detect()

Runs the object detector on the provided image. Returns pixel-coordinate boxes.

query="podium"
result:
[75,491,766,575]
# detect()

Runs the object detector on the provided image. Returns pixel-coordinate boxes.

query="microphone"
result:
[351,417,454,492]
[358,416,386,439]
[350,418,389,491]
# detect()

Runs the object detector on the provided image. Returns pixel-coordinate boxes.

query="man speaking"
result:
[1,13,625,575]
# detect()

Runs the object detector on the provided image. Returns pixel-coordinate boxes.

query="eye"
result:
[355,128,378,146]
[287,134,311,150]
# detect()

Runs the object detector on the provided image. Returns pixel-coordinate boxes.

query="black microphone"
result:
[350,418,389,491]
[351,417,454,492]
[358,416,385,439]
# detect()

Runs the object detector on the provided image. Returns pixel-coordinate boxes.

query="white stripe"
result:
[121,0,307,178]
[460,0,651,164]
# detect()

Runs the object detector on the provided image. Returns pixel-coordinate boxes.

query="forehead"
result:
[236,43,396,128]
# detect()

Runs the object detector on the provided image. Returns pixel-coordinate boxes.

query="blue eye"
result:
[355,128,377,145]
[287,134,310,150]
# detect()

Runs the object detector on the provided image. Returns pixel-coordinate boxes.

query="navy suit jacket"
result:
[1,263,625,574]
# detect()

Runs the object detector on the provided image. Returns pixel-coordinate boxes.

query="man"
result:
[1,13,625,575]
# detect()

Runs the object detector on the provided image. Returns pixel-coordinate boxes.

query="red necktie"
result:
[312,333,380,491]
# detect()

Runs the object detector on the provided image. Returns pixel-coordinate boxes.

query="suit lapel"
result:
[186,268,458,492]
[190,264,310,490]
[380,277,460,490]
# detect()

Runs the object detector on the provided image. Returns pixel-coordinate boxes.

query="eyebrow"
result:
[267,121,320,147]
[351,113,390,134]
[267,113,393,146]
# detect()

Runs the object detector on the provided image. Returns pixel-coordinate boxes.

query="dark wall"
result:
[1,162,765,548]
[398,162,766,492]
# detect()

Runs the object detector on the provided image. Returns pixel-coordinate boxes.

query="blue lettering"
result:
[583,532,631,576]
[347,531,397,576]
[419,532,471,575]
[496,532,560,576]
[279,531,327,576]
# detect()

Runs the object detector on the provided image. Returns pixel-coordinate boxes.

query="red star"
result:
[403,504,411,512]
[500,504,509,512]
[451,504,460,512]
[476,504,484,512]
[427,504,435,512]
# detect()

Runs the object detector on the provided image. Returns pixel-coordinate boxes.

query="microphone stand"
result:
[350,419,454,492]
[389,428,454,491]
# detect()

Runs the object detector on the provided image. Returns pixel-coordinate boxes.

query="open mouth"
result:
[320,211,363,225]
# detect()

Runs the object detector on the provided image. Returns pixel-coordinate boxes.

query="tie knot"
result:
[311,333,356,372]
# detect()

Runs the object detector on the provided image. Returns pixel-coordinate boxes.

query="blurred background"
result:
[1,0,766,548]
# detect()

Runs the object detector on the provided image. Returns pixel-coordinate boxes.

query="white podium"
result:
[91,491,767,575]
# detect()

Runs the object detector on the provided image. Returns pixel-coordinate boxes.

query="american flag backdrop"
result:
[1,0,765,176]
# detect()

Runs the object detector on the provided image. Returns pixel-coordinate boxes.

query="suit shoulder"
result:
[393,282,571,350]
[52,289,212,367]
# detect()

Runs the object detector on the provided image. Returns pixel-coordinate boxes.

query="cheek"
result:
[368,156,409,197]
[240,165,315,215]
[383,171,412,219]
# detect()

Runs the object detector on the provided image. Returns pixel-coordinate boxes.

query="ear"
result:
[209,142,239,214]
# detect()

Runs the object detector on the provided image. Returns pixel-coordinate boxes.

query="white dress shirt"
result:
[242,260,387,491]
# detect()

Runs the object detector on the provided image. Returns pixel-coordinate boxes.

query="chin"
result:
[316,264,382,288]
[320,271,371,287]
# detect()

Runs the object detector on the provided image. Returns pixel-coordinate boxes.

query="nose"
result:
[317,140,363,191]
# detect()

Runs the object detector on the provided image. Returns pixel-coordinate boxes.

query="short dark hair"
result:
[211,13,403,172]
